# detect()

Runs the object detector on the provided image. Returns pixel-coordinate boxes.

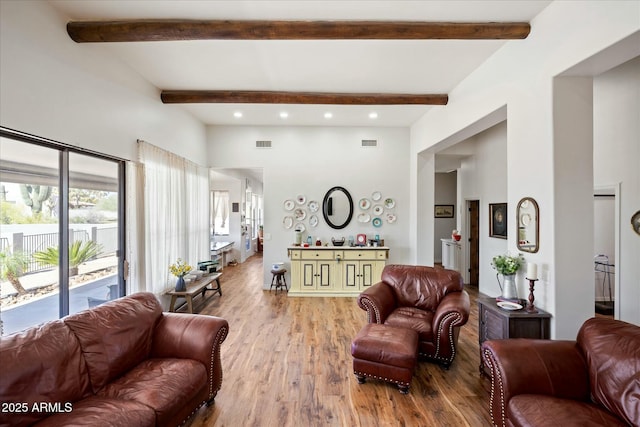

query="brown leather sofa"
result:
[482,317,640,427]
[0,292,229,427]
[357,264,470,367]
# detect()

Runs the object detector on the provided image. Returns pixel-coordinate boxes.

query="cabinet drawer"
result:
[301,250,334,260]
[343,250,386,260]
[343,251,373,260]
[290,251,301,260]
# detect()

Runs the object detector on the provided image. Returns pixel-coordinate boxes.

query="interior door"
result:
[468,200,480,286]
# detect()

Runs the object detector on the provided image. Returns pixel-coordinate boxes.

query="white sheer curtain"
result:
[133,141,209,297]
[213,191,229,233]
[125,160,145,294]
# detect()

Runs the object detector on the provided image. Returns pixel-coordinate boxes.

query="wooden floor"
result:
[186,254,492,427]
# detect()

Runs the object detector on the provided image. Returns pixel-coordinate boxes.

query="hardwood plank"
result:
[160,90,448,106]
[67,20,530,43]
[187,254,491,426]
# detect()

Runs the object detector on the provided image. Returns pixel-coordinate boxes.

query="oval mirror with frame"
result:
[322,186,354,230]
[517,197,539,253]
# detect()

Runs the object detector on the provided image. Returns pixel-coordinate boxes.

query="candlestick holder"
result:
[526,278,538,313]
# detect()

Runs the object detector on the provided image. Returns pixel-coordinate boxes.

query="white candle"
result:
[527,263,538,280]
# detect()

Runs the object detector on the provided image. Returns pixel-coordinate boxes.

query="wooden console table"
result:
[166,273,222,313]
[478,293,551,376]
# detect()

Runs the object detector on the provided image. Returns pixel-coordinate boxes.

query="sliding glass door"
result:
[0,129,125,335]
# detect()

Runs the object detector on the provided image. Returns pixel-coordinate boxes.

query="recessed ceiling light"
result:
[324,112,333,119]
[233,111,243,118]
[279,112,289,119]
[369,112,378,119]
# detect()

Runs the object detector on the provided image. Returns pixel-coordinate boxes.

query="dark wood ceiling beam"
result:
[160,90,448,105]
[67,20,530,42]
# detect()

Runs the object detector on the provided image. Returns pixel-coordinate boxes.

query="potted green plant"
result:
[491,253,524,299]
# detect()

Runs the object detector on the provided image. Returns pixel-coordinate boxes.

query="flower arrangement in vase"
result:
[169,258,192,292]
[491,253,524,300]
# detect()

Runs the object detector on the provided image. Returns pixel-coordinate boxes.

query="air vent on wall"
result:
[361,139,378,147]
[255,140,272,148]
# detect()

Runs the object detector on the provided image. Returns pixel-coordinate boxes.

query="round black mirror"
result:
[322,186,353,230]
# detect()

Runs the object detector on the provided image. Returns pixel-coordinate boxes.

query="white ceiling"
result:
[48,0,552,128]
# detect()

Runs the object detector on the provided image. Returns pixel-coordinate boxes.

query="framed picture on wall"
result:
[489,203,507,239]
[434,205,454,218]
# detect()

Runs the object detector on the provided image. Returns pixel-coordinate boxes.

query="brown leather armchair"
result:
[482,317,640,427]
[357,264,470,367]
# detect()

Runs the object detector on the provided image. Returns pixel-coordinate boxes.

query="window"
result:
[0,128,125,335]
[212,191,229,236]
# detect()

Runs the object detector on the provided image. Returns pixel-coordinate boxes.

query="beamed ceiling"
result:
[49,0,552,127]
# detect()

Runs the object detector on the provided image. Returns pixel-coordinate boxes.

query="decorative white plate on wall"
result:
[296,195,306,205]
[359,198,371,210]
[357,213,371,223]
[308,200,319,212]
[373,205,384,215]
[294,208,306,220]
[384,198,396,209]
[283,216,293,229]
[294,222,306,233]
[386,213,397,224]
[372,191,382,201]
[284,200,295,211]
[309,215,319,228]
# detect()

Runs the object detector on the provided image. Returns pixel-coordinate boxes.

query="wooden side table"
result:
[477,293,551,376]
[166,273,222,313]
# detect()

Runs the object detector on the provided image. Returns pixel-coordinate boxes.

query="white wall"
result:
[410,1,640,338]
[207,126,410,288]
[434,172,457,263]
[593,56,640,323]
[0,0,207,164]
[457,122,509,296]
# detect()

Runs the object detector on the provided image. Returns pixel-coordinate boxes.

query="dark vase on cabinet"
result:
[477,293,551,377]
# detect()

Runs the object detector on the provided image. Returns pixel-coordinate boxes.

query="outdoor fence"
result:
[5,227,117,274]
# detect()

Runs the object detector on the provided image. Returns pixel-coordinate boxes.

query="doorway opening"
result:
[466,200,480,287]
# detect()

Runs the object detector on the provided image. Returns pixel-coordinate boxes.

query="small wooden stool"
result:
[270,269,287,292]
[351,323,419,394]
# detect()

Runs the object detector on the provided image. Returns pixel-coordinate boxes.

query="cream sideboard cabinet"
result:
[287,247,389,297]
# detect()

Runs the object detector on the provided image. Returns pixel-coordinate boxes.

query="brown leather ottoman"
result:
[351,323,419,394]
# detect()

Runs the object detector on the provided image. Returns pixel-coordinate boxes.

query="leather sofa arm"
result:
[151,313,229,401]
[430,290,470,364]
[357,282,396,323]
[482,339,590,427]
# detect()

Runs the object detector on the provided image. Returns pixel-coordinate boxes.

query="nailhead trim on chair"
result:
[421,312,461,366]
[353,370,410,387]
[179,402,206,427]
[209,326,229,399]
[179,324,229,426]
[482,348,505,427]
[357,295,381,324]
